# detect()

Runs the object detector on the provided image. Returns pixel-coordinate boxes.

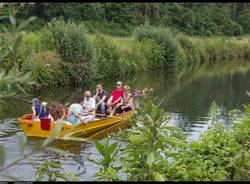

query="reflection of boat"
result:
[18,110,134,140]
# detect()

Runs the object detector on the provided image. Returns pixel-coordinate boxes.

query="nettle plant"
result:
[89,98,186,181]
[90,97,250,181]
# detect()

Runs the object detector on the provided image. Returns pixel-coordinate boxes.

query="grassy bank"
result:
[1,21,250,86]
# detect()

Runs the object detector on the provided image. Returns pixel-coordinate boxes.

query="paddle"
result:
[94,113,125,120]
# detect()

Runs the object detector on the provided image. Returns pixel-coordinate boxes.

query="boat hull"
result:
[18,111,134,139]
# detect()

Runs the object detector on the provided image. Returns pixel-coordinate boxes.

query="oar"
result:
[94,113,125,121]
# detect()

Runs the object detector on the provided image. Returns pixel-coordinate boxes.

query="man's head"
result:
[96,83,103,92]
[77,96,85,105]
[116,81,123,90]
[84,91,92,99]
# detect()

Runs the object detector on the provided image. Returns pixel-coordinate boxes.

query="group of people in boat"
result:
[31,81,134,125]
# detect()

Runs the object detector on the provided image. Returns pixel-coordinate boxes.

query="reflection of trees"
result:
[136,61,250,124]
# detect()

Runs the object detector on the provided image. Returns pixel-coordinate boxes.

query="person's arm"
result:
[122,95,133,109]
[32,106,36,119]
[107,96,113,104]
[93,90,99,100]
[125,98,133,108]
[96,95,107,107]
[118,97,124,107]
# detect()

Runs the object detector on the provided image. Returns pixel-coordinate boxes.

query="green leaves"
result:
[35,160,79,181]
[165,137,186,147]
[89,137,120,181]
[17,16,36,32]
[128,134,146,144]
[146,152,155,167]
[0,145,6,168]
[90,98,250,181]
[152,172,165,181]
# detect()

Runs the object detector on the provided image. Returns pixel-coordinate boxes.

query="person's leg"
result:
[110,103,121,116]
[107,102,112,115]
[80,115,95,124]
[100,102,106,115]
[124,106,132,112]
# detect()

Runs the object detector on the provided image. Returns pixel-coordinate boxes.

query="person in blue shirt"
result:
[66,96,85,125]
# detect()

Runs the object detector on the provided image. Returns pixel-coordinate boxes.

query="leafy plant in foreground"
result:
[36,160,79,181]
[88,138,119,181]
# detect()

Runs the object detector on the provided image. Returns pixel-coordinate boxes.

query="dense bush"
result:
[83,20,133,37]
[48,19,93,85]
[32,51,67,85]
[134,24,181,71]
[49,19,93,64]
[91,34,129,80]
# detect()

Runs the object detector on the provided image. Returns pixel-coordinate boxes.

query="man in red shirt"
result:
[107,81,125,117]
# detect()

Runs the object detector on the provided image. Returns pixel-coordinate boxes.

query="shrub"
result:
[32,51,67,85]
[49,19,93,64]
[133,24,181,71]
[48,19,93,85]
[142,38,165,71]
[91,34,123,80]
[91,34,141,80]
[83,20,132,37]
[38,27,56,51]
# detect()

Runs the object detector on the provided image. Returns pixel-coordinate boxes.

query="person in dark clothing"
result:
[31,98,48,120]
[93,83,108,115]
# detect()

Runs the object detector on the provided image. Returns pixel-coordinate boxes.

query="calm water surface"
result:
[1,64,250,180]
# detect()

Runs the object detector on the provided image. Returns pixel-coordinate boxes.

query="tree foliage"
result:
[3,3,250,36]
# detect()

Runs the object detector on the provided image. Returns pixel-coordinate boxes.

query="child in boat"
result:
[119,85,134,113]
[31,98,48,120]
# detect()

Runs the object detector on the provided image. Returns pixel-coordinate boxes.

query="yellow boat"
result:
[18,110,134,140]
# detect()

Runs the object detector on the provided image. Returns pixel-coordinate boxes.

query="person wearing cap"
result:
[31,98,48,120]
[118,85,134,113]
[107,81,125,117]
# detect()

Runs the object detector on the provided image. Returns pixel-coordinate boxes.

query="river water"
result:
[1,62,250,181]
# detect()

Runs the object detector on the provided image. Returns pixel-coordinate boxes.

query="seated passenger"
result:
[61,102,70,121]
[67,96,85,125]
[93,83,108,115]
[79,91,96,124]
[107,81,125,117]
[31,98,48,121]
[50,102,65,121]
[41,101,54,121]
[119,85,134,113]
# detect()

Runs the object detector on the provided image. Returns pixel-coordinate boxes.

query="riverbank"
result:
[1,21,250,87]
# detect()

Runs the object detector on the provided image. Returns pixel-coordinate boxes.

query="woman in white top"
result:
[78,91,96,124]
